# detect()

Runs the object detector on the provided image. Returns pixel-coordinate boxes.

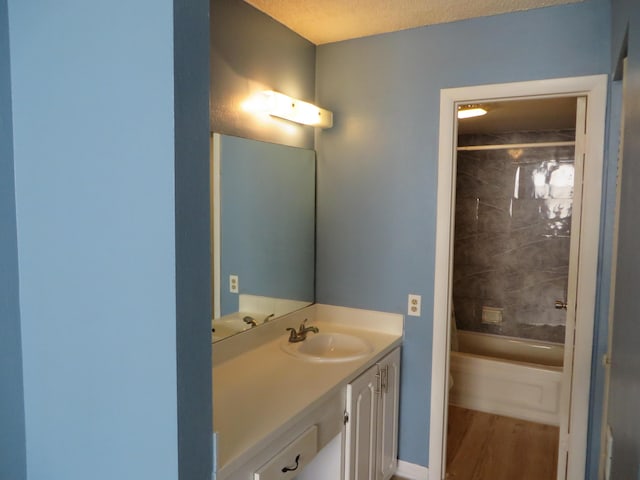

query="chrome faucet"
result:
[286,319,319,343]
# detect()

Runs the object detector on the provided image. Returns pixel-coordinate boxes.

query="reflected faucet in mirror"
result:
[243,316,257,327]
[243,313,275,327]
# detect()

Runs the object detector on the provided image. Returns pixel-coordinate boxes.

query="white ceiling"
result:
[458,97,578,134]
[244,0,583,45]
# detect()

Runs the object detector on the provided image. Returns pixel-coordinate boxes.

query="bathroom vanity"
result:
[212,304,403,480]
[210,134,403,479]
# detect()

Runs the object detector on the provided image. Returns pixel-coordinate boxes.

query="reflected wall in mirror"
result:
[211,134,316,342]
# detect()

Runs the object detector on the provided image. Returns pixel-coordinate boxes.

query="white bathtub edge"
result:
[449,351,562,426]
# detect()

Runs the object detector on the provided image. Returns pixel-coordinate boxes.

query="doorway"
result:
[429,76,608,480]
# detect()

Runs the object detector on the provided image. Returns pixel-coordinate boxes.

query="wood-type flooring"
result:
[391,406,558,480]
[444,406,559,480]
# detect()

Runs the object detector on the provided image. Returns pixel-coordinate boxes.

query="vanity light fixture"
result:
[457,104,488,119]
[247,90,333,128]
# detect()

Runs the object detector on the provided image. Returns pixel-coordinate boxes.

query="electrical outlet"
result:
[229,275,239,293]
[408,294,421,317]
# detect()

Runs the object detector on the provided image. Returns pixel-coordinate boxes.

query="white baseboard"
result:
[395,460,429,480]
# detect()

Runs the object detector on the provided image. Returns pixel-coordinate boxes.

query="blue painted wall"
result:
[210,0,316,149]
[316,0,612,467]
[0,0,26,477]
[612,0,633,72]
[607,1,640,478]
[173,0,213,478]
[7,0,209,478]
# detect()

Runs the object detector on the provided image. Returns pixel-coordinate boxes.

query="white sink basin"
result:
[281,332,374,362]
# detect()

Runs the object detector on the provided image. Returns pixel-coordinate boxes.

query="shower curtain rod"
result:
[457,141,575,151]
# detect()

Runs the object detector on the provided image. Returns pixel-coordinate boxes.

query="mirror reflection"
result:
[211,134,316,342]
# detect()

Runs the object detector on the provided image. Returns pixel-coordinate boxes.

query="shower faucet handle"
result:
[554,300,568,310]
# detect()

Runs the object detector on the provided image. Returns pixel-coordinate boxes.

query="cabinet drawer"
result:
[254,425,318,480]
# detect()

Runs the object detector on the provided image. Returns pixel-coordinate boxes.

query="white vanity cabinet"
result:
[344,348,400,480]
[213,306,404,480]
[216,389,345,480]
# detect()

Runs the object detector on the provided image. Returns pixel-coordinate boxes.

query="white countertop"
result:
[213,305,403,476]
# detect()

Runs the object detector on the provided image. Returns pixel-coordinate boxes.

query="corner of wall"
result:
[0,0,27,477]
[209,0,316,149]
[174,0,213,477]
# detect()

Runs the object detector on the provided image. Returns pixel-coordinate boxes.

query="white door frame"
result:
[429,75,608,480]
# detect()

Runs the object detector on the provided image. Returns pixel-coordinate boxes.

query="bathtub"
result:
[449,330,564,426]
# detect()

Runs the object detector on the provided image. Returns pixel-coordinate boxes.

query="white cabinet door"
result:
[345,347,401,480]
[344,363,378,480]
[376,348,400,480]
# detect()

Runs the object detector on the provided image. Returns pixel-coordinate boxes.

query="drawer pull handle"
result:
[281,454,301,473]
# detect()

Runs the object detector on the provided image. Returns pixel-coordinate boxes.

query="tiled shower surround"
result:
[453,130,576,344]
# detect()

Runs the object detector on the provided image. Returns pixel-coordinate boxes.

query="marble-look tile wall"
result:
[453,130,575,343]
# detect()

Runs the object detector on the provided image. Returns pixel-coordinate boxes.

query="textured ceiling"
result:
[244,0,583,45]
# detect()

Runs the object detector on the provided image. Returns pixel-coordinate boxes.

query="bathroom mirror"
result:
[211,134,316,342]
